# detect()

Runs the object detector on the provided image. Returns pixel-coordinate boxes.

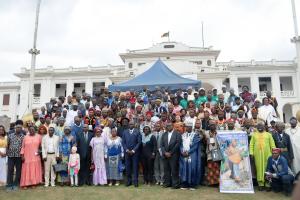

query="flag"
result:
[161,32,169,38]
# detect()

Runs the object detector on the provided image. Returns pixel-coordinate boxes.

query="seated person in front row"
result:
[265,148,294,196]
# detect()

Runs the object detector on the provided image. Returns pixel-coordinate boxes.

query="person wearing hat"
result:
[286,117,300,177]
[58,126,76,186]
[250,122,276,191]
[179,121,201,190]
[154,98,167,117]
[265,148,295,196]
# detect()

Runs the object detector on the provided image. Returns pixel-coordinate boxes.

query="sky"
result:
[0,0,299,81]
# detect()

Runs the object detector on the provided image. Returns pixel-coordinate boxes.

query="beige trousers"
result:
[44,154,57,186]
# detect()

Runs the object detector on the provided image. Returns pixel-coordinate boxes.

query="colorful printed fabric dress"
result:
[105,137,124,180]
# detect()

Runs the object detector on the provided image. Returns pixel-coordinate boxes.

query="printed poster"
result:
[217,131,254,194]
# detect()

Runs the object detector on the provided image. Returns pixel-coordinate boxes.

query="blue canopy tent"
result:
[108,59,201,91]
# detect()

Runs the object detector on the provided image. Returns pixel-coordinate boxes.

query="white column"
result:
[105,78,112,88]
[272,73,281,98]
[66,79,74,96]
[229,75,238,94]
[40,78,51,104]
[250,75,259,95]
[85,79,93,95]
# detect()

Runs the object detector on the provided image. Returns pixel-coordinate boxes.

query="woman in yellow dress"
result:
[0,125,8,186]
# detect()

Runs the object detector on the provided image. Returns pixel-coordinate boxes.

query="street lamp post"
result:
[290,0,300,102]
[28,0,41,113]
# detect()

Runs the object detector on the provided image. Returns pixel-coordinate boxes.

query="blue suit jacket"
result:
[122,128,142,154]
[266,156,289,178]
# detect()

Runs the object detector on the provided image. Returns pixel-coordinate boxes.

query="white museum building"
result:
[0,41,299,123]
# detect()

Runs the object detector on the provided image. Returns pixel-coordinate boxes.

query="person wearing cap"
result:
[272,122,294,167]
[154,98,167,117]
[58,126,76,186]
[179,122,201,190]
[265,148,294,196]
[249,122,276,191]
[180,93,189,109]
[286,117,300,176]
[42,126,60,187]
[122,121,142,187]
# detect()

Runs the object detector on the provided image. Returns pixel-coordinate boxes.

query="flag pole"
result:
[28,0,41,113]
[201,21,205,48]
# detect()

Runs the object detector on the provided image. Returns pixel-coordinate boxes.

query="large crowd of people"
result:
[0,85,299,197]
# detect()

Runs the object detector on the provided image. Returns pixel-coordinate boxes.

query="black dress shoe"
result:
[163,184,171,188]
[172,186,180,189]
[134,183,138,187]
[126,183,132,187]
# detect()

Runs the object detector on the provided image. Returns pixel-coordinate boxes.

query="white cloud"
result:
[0,0,299,81]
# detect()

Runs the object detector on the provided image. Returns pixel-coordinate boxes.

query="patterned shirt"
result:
[7,132,25,157]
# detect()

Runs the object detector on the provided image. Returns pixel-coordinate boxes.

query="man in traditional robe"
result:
[179,122,201,190]
[286,117,300,177]
[250,122,276,191]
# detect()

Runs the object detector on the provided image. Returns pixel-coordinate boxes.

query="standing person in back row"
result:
[161,122,182,189]
[122,121,142,187]
[6,124,24,192]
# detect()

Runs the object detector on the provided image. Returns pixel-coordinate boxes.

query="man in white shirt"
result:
[42,126,60,187]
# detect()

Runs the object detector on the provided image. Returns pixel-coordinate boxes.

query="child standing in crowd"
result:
[68,146,80,187]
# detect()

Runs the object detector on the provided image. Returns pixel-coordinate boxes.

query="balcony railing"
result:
[259,90,295,97]
[280,90,295,97]
[33,97,40,104]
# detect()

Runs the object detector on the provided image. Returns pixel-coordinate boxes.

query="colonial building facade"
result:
[0,41,299,123]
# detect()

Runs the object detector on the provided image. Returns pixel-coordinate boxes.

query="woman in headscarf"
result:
[90,127,107,186]
[58,126,76,186]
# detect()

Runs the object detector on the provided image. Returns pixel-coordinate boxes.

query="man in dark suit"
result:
[161,122,182,189]
[122,121,142,187]
[76,124,93,186]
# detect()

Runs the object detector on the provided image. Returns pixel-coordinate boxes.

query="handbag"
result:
[53,163,68,173]
[211,148,223,162]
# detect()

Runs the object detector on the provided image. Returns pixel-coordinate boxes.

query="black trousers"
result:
[142,155,154,183]
[163,156,179,187]
[79,157,91,185]
[7,157,22,187]
[271,175,294,194]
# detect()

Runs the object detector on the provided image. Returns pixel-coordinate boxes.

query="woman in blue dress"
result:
[105,128,124,186]
[58,126,76,186]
